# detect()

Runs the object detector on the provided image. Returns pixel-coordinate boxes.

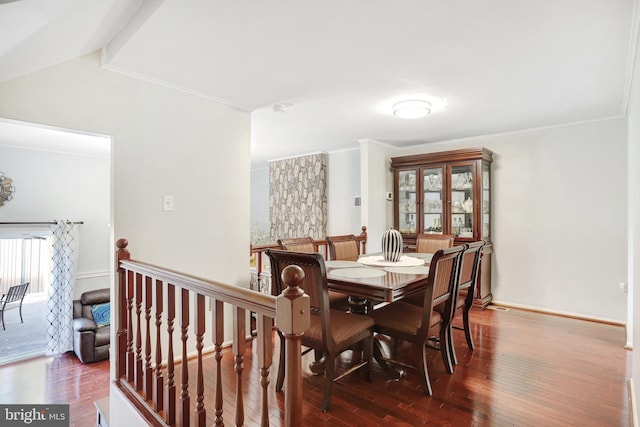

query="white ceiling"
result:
[0,0,636,168]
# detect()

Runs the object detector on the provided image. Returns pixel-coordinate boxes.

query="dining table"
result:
[325,252,434,379]
[326,253,432,306]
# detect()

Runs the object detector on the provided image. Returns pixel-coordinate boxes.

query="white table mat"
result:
[329,267,387,279]
[325,260,361,268]
[383,265,430,275]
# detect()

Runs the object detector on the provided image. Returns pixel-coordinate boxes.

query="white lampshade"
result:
[392,100,432,119]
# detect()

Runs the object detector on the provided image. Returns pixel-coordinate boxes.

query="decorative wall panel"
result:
[269,153,327,240]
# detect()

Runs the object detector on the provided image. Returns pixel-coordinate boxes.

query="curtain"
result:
[46,220,78,355]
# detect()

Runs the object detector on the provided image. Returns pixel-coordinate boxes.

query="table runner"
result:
[357,255,424,267]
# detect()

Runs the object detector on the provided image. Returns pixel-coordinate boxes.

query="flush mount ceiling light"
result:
[392,100,432,119]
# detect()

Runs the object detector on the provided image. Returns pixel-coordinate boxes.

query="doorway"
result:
[0,118,112,365]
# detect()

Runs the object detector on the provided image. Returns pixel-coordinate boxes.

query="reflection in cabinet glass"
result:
[392,147,493,308]
[398,170,417,234]
[422,167,443,234]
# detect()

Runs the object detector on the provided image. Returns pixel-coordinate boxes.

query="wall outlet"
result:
[619,282,628,293]
[386,192,393,201]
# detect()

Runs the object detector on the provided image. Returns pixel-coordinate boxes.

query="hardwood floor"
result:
[0,307,631,426]
[0,353,110,427]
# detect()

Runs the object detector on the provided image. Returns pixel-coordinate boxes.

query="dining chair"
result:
[415,233,454,253]
[279,236,349,310]
[277,236,317,253]
[369,245,464,395]
[326,234,360,261]
[401,233,455,307]
[265,248,374,412]
[443,240,485,366]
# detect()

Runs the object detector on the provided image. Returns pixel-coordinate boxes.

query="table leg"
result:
[347,297,405,380]
[348,296,371,314]
[373,336,404,380]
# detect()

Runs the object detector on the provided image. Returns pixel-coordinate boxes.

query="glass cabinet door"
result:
[422,167,443,234]
[450,164,474,238]
[398,170,417,234]
[482,163,490,239]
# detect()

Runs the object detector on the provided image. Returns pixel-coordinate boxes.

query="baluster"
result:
[135,273,143,391]
[116,239,130,379]
[165,284,176,426]
[144,276,153,400]
[212,299,224,426]
[257,314,273,427]
[233,306,246,427]
[154,280,164,412]
[126,270,134,382]
[179,288,190,427]
[194,294,206,427]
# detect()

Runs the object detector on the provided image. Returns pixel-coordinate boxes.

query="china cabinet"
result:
[391,147,493,308]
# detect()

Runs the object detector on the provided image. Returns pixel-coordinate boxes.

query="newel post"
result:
[276,265,310,427]
[116,238,130,379]
[360,225,368,254]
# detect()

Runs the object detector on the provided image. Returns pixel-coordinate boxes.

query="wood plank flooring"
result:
[0,306,631,426]
[0,353,110,427]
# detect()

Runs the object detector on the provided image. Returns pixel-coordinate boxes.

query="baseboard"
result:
[490,300,625,327]
[629,379,638,427]
[76,270,110,280]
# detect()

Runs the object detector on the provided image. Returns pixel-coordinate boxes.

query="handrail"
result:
[115,238,308,427]
[119,259,277,316]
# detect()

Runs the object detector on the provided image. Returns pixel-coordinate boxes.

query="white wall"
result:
[360,139,395,253]
[0,51,251,426]
[396,118,628,322]
[250,166,270,241]
[327,148,361,236]
[628,8,640,418]
[0,144,110,297]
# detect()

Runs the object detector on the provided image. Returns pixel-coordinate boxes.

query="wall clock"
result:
[0,172,15,207]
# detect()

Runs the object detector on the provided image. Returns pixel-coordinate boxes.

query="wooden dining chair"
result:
[415,233,454,253]
[279,236,349,310]
[402,233,454,308]
[265,248,374,412]
[277,236,317,253]
[444,240,485,365]
[369,245,464,395]
[326,234,360,261]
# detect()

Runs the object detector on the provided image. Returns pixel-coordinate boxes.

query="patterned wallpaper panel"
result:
[269,153,327,240]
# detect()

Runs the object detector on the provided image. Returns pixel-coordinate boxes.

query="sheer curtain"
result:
[46,220,78,355]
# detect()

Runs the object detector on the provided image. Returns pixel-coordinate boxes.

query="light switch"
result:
[163,195,174,211]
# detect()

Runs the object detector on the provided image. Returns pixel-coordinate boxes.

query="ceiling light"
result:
[392,100,431,119]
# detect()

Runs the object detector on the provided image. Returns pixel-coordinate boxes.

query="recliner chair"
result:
[72,288,110,363]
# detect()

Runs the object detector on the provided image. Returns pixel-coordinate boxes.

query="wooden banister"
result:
[115,238,309,426]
